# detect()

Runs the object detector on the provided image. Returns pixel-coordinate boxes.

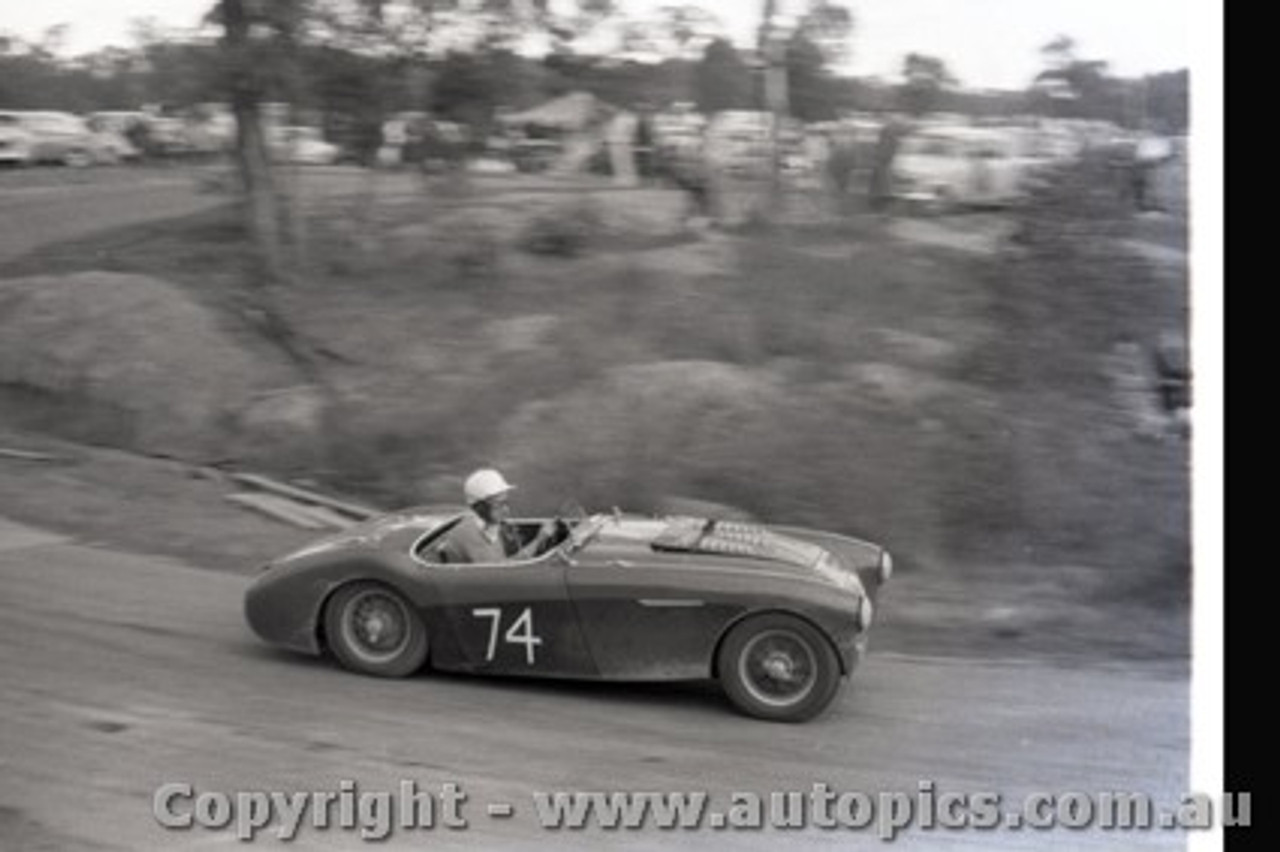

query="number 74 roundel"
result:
[472,606,543,665]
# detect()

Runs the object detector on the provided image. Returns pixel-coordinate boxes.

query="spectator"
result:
[661,136,717,229]
[869,117,908,212]
[1132,129,1174,212]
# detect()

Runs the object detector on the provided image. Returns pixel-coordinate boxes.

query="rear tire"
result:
[324,582,428,677]
[717,613,842,723]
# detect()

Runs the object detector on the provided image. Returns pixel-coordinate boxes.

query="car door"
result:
[565,542,739,681]
[429,555,597,678]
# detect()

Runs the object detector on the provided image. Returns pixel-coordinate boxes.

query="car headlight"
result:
[859,595,874,631]
[879,550,893,584]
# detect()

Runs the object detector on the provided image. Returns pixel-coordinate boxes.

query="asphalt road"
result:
[0,170,225,263]
[0,517,1190,851]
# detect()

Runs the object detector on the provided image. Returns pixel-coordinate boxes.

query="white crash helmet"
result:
[463,468,515,505]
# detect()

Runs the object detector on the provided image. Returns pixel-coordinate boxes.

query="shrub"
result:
[519,201,600,257]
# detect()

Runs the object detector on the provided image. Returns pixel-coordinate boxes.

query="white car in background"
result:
[0,115,34,165]
[0,110,140,166]
[894,126,1039,210]
[269,126,341,165]
[705,110,808,177]
[0,111,99,166]
[85,111,150,160]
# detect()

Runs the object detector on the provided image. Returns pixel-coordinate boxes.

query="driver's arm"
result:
[511,520,562,560]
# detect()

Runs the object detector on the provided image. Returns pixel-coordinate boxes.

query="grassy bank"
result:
[1,163,1190,606]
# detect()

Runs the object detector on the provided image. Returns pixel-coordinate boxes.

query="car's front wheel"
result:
[324,582,428,677]
[717,613,842,722]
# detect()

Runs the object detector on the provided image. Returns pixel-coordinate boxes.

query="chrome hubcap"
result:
[739,629,817,708]
[762,653,796,681]
[343,590,411,663]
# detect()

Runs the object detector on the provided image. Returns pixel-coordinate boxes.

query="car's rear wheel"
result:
[324,582,428,677]
[717,613,842,723]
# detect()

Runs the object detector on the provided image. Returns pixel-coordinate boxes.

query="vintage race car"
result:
[245,509,891,722]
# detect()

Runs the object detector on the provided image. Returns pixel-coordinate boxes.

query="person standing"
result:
[869,116,908,212]
[1132,129,1174,213]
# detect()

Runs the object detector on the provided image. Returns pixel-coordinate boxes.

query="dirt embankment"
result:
[0,271,321,464]
[0,162,1191,660]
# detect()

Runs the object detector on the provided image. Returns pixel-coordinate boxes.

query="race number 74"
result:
[472,607,543,665]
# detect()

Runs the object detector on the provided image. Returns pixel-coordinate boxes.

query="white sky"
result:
[4,0,1199,90]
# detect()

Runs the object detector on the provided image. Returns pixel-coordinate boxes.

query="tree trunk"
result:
[758,0,787,220]
[221,0,287,283]
[234,101,288,281]
[219,0,336,391]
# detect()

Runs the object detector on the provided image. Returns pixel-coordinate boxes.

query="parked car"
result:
[269,126,341,165]
[894,126,1040,210]
[245,507,892,722]
[704,110,811,178]
[704,110,776,175]
[0,115,34,165]
[0,111,100,166]
[82,112,145,162]
[86,111,154,157]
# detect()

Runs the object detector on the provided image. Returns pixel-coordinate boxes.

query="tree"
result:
[694,38,751,112]
[430,48,541,130]
[899,52,956,116]
[618,4,723,61]
[209,0,606,264]
[755,0,853,116]
[1142,69,1189,132]
[785,32,837,121]
[1039,34,1077,71]
[658,4,723,58]
[212,0,304,284]
[794,0,853,66]
[303,45,398,162]
[130,23,222,108]
[1030,35,1118,120]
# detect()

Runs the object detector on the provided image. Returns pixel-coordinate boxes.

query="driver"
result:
[438,468,558,564]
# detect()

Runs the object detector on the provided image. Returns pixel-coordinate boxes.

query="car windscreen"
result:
[411,515,464,559]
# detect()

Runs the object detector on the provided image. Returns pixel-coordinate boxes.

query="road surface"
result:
[0,517,1191,851]
[0,171,225,263]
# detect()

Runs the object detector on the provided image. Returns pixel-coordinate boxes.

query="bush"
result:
[519,201,600,257]
[437,218,501,282]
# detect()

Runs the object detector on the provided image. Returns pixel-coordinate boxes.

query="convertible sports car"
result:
[245,508,891,722]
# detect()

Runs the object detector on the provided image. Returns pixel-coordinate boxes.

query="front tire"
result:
[717,613,842,723]
[324,582,428,677]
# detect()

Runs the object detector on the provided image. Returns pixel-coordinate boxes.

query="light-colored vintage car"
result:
[0,111,100,166]
[269,126,341,165]
[704,110,808,177]
[894,126,1047,210]
[0,115,34,165]
[1,110,141,165]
